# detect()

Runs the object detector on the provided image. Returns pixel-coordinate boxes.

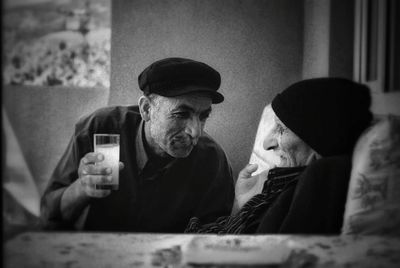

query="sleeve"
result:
[256,155,351,234]
[186,191,280,234]
[278,155,351,234]
[185,216,231,234]
[192,147,235,224]
[40,126,92,230]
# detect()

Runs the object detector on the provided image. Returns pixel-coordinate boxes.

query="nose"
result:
[185,117,202,139]
[263,134,278,151]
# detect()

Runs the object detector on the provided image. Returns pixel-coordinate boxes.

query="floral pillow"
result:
[342,115,400,235]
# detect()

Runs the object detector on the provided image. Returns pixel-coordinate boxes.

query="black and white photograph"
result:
[3,0,400,267]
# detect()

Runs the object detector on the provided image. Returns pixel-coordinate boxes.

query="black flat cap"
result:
[138,57,224,104]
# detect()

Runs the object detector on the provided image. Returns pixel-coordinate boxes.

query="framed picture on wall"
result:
[3,0,111,88]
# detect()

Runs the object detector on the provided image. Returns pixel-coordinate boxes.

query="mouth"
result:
[270,152,289,167]
[171,137,195,148]
[278,154,296,167]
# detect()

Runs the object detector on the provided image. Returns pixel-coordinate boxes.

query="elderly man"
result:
[41,58,234,232]
[186,77,372,234]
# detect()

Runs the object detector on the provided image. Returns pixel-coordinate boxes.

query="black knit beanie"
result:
[271,78,372,157]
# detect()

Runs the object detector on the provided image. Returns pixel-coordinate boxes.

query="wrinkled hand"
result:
[78,152,124,198]
[234,164,271,210]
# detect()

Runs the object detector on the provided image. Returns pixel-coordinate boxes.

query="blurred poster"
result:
[3,0,111,88]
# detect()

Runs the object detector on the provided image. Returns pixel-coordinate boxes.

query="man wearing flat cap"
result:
[186,77,372,234]
[41,57,234,232]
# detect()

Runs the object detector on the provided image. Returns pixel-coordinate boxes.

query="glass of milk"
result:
[94,134,120,190]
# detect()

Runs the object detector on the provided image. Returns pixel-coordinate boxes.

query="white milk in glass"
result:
[94,134,120,190]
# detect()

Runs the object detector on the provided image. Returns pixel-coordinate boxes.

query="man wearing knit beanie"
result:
[186,78,372,234]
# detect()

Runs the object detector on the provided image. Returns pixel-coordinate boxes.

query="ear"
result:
[138,96,151,121]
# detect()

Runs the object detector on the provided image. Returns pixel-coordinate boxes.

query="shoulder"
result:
[189,133,233,182]
[298,155,352,188]
[305,155,352,175]
[191,133,230,165]
[75,105,141,134]
[197,133,227,155]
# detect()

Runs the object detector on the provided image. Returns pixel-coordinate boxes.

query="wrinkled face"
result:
[263,108,319,167]
[144,93,212,158]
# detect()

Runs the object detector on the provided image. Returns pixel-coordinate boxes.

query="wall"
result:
[302,0,355,79]
[3,86,109,193]
[302,0,331,78]
[110,0,304,178]
[328,0,355,79]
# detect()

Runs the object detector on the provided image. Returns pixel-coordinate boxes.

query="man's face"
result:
[263,108,318,167]
[146,93,212,158]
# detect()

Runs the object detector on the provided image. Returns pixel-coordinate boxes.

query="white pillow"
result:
[342,115,400,235]
[249,104,281,175]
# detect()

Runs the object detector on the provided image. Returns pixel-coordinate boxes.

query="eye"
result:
[272,123,285,135]
[277,124,286,134]
[173,112,190,119]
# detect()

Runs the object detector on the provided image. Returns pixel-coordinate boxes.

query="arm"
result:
[59,153,115,222]
[59,178,91,223]
[232,164,270,215]
[40,133,114,229]
[190,148,235,224]
[184,153,234,233]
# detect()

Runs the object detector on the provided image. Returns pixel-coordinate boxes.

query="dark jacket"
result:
[256,155,351,234]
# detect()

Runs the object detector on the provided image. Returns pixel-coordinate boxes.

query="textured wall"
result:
[3,86,109,193]
[110,0,304,178]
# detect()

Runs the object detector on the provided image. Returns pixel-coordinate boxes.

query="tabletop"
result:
[4,232,400,267]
